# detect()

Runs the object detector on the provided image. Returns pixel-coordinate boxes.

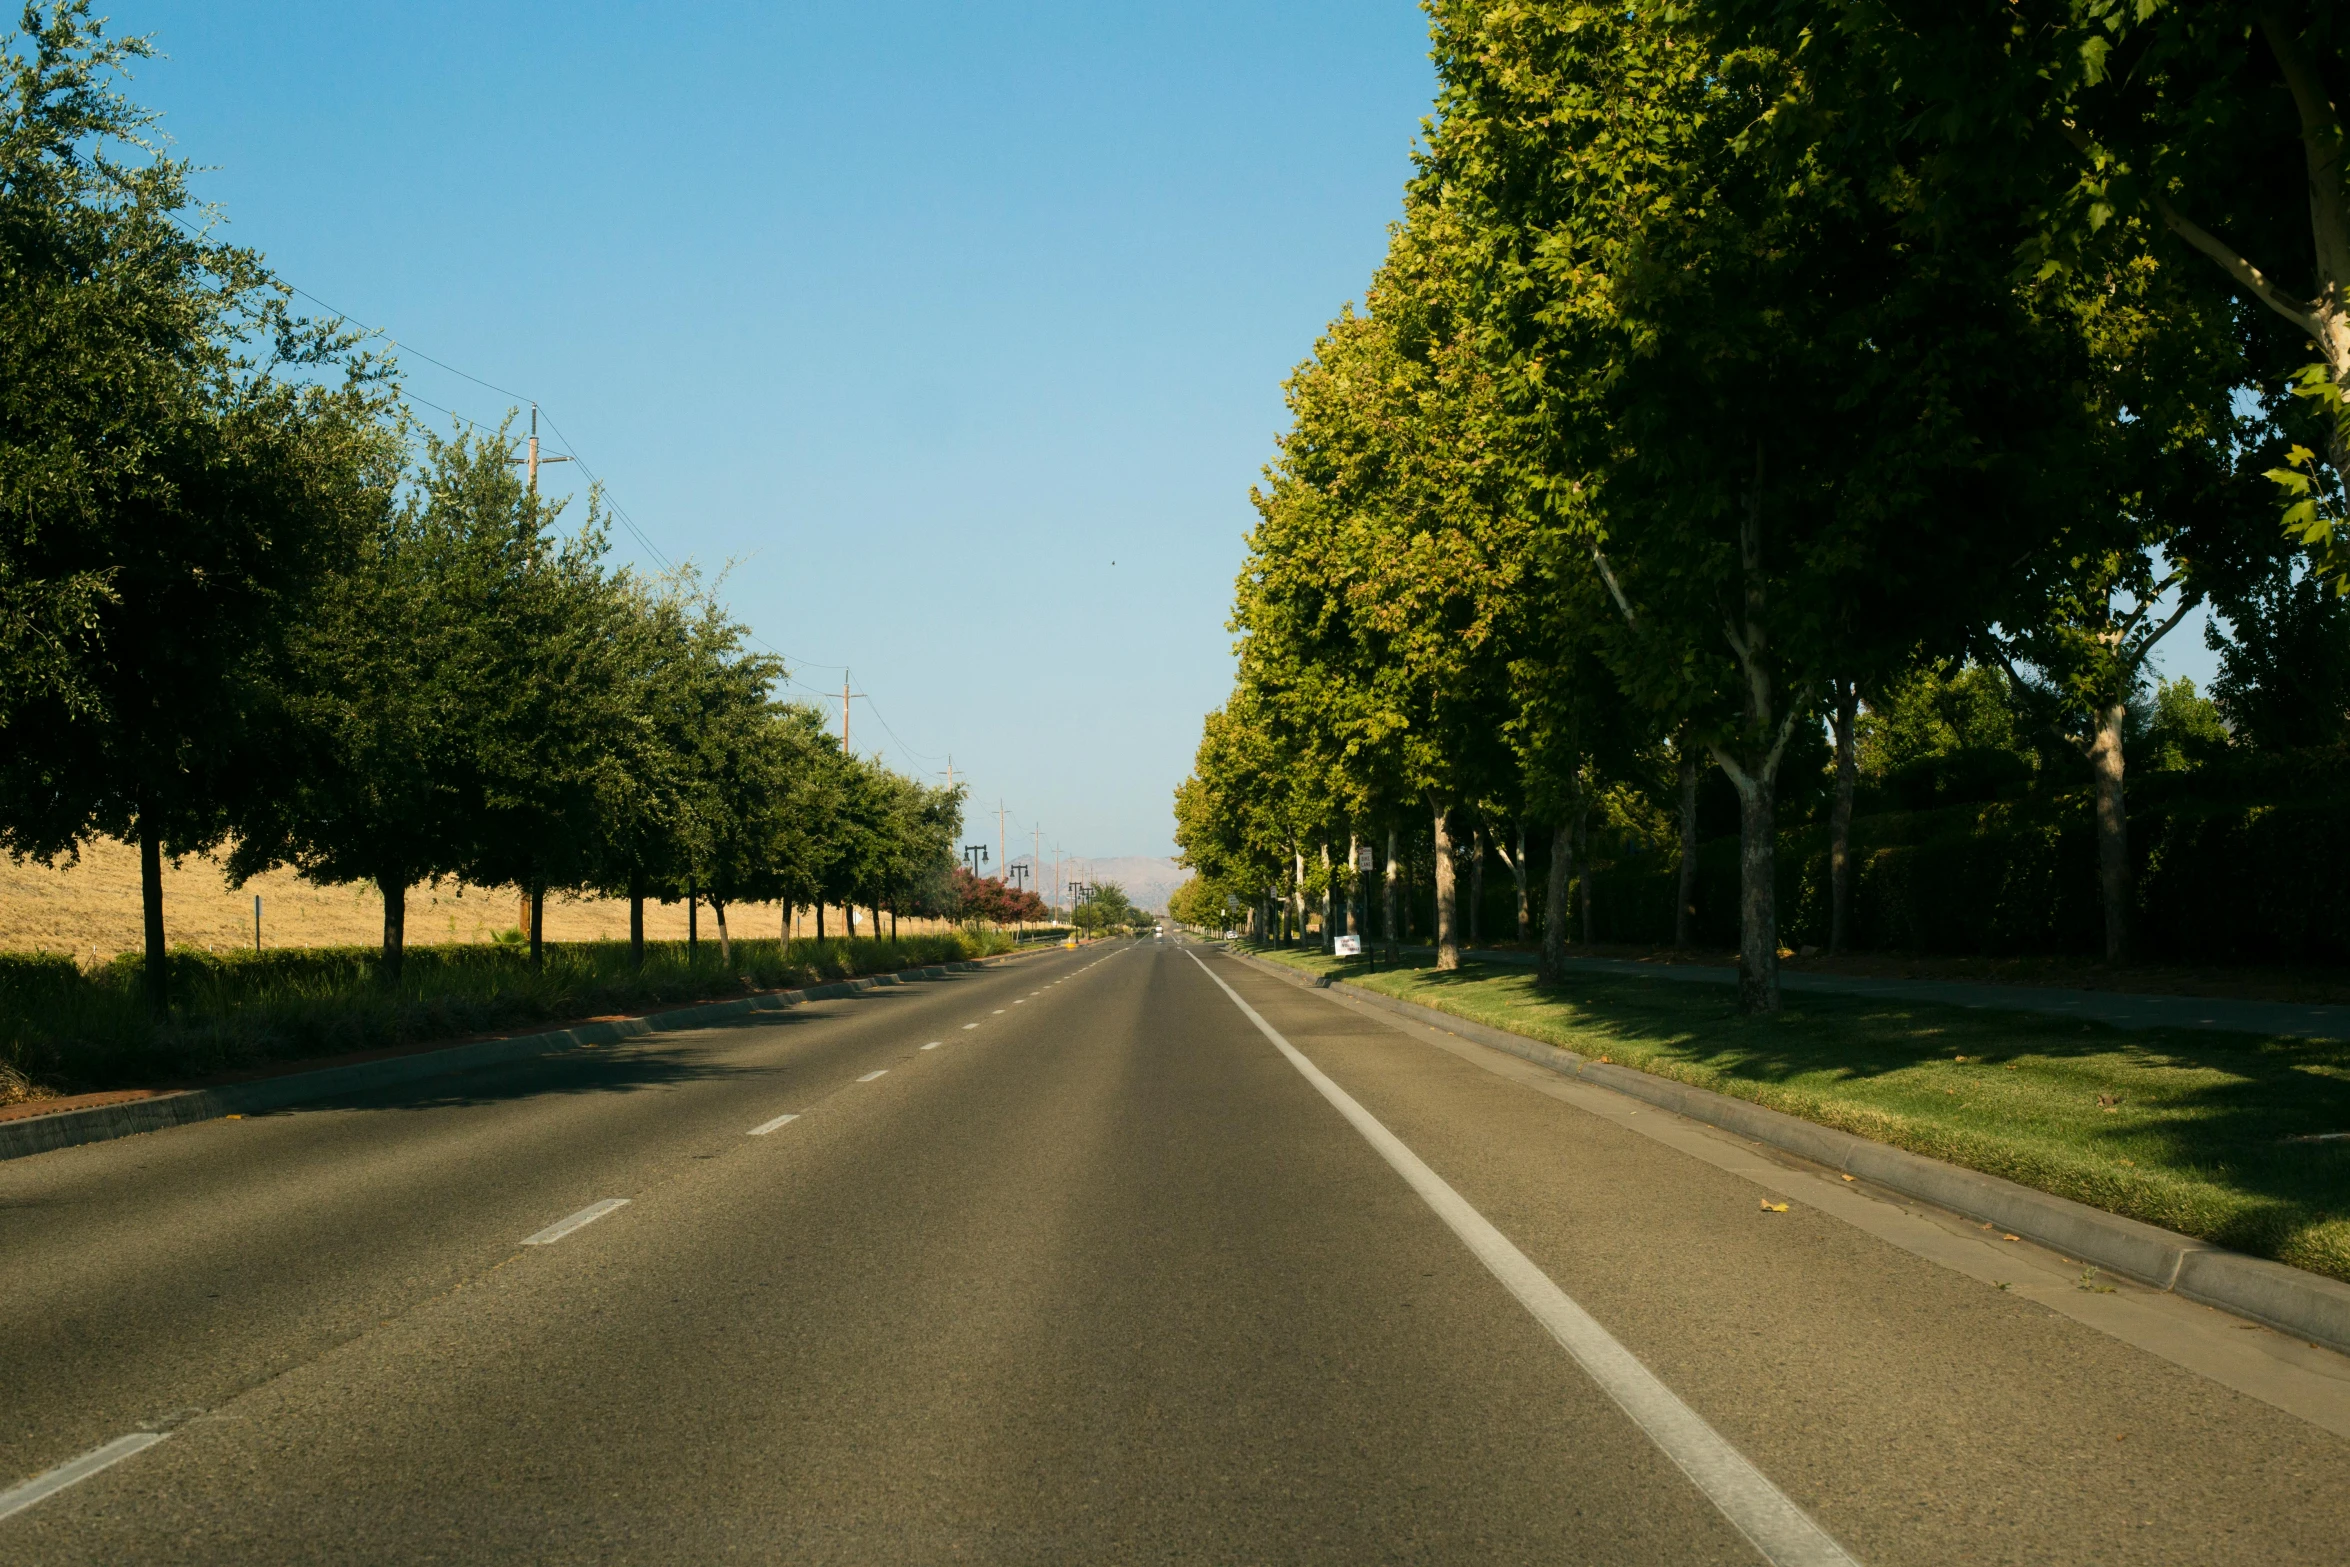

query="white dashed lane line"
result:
[747,1113,800,1136]
[962,1024,978,1031]
[0,1432,167,1525]
[857,1070,888,1083]
[520,1198,630,1247]
[921,1041,941,1051]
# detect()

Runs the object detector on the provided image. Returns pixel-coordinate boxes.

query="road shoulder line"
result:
[1218,946,2350,1370]
[1186,950,1859,1567]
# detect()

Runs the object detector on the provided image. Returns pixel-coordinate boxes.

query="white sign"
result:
[1332,935,1363,957]
[1355,846,1376,872]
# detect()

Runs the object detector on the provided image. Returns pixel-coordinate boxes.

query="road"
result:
[3,936,2347,1563]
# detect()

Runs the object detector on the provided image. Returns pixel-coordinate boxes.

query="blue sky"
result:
[123,0,1439,863]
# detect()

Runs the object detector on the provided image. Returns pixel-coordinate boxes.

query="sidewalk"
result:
[1369,944,2350,1040]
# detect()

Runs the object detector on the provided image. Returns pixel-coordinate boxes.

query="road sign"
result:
[1333,935,1362,957]
[1355,846,1375,872]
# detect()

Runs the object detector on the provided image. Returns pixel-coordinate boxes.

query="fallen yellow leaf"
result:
[224,1114,243,1120]
[1760,1199,1789,1213]
[1840,1174,1856,1182]
[2002,1234,2021,1242]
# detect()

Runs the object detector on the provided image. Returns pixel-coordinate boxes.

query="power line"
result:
[180,230,953,765]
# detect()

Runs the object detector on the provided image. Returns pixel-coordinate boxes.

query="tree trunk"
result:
[629,875,646,970]
[1829,682,1858,954]
[139,813,168,1017]
[1382,826,1400,961]
[2089,698,2130,962]
[1728,770,1780,1013]
[1538,820,1572,985]
[1468,826,1484,947]
[1432,799,1461,971]
[528,884,545,971]
[1347,832,1364,939]
[815,901,824,940]
[379,875,408,983]
[1576,810,1593,948]
[689,883,700,958]
[1675,738,1701,949]
[1717,439,1792,1013]
[1292,845,1306,945]
[714,897,732,968]
[872,903,884,942]
[1513,822,1529,942]
[891,907,898,940]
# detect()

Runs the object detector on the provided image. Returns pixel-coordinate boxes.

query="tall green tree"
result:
[1429,0,2103,1006]
[0,3,388,1012]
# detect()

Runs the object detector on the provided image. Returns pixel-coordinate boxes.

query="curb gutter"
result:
[1,952,1031,1165]
[1223,946,2350,1359]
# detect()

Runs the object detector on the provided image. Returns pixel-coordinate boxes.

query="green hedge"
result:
[1591,791,2350,963]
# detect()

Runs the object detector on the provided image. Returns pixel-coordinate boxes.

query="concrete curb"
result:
[1222,946,2350,1358]
[1,952,1028,1165]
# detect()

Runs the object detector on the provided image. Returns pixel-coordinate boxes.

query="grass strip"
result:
[1,930,1016,1098]
[1253,945,2350,1286]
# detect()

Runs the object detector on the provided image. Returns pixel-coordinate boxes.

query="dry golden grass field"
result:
[0,838,949,961]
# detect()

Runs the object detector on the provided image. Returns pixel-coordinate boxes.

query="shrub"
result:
[0,931,1009,1096]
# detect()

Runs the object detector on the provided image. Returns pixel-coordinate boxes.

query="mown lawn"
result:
[1251,945,2350,1286]
[2,931,1015,1100]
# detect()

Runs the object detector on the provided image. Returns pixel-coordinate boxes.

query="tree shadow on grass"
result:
[1395,960,2350,1270]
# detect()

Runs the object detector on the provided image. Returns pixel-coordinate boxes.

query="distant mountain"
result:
[1059,856,1187,915]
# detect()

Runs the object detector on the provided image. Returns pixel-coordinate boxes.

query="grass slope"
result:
[1256,946,2350,1286]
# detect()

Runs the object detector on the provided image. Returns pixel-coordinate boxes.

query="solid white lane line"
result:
[748,1112,800,1136]
[1185,952,1859,1567]
[921,1041,941,1050]
[858,1069,888,1082]
[521,1198,630,1246]
[0,1432,167,1525]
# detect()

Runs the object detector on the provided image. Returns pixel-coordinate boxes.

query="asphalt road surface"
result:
[4,935,2348,1564]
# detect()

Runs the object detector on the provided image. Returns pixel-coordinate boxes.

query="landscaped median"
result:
[1244,945,2350,1290]
[0,931,1018,1106]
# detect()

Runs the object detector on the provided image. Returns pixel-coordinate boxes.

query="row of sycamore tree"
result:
[0,6,966,1013]
[1174,0,2350,1013]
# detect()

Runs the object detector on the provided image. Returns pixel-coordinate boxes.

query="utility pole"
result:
[507,405,571,904]
[838,673,866,751]
[506,403,571,497]
[995,799,1010,881]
